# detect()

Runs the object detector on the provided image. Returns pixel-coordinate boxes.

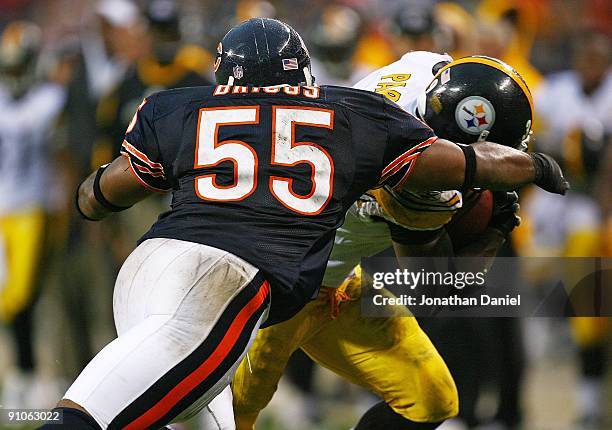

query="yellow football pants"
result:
[0,208,46,323]
[232,267,459,429]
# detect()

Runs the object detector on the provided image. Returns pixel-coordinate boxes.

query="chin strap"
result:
[303,66,314,86]
[477,129,490,142]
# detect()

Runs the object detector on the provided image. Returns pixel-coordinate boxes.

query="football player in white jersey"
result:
[0,21,68,408]
[227,51,538,430]
[349,50,464,244]
[355,50,452,117]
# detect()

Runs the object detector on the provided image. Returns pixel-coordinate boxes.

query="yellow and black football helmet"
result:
[417,56,534,149]
[0,21,41,97]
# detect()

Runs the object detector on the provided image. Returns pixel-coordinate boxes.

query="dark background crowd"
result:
[0,0,609,429]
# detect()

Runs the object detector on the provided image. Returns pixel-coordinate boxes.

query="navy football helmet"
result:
[214,18,314,86]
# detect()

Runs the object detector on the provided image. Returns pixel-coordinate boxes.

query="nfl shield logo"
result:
[233,65,244,80]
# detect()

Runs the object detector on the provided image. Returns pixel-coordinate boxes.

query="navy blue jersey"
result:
[120,84,436,325]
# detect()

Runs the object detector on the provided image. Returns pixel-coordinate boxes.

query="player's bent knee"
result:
[420,342,459,421]
[414,375,459,422]
[389,361,459,423]
[392,394,458,424]
[429,382,459,421]
[422,367,459,421]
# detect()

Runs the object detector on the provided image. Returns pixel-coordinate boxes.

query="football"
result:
[446,189,494,249]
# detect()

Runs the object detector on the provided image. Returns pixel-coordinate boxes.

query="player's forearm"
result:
[76,156,154,221]
[474,142,569,194]
[472,142,535,190]
[405,139,568,195]
[76,170,112,221]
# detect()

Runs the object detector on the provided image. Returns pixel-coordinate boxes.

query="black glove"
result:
[489,191,521,236]
[530,152,570,195]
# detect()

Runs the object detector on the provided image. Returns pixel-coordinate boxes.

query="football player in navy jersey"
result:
[40,18,568,430]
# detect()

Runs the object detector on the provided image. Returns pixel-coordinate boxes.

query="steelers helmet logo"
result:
[455,96,496,135]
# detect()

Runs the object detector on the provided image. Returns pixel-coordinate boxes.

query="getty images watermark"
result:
[370,268,518,307]
[360,257,611,317]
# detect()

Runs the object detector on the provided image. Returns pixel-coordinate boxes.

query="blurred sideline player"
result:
[476,1,543,91]
[309,5,371,86]
[0,21,68,408]
[229,53,535,430]
[97,0,212,160]
[95,0,213,264]
[525,30,611,429]
[350,0,441,85]
[375,0,477,67]
[39,17,568,430]
[387,0,439,58]
[434,2,478,59]
[60,0,143,373]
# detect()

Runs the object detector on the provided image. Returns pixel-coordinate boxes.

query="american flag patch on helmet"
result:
[441,68,451,84]
[282,58,299,70]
